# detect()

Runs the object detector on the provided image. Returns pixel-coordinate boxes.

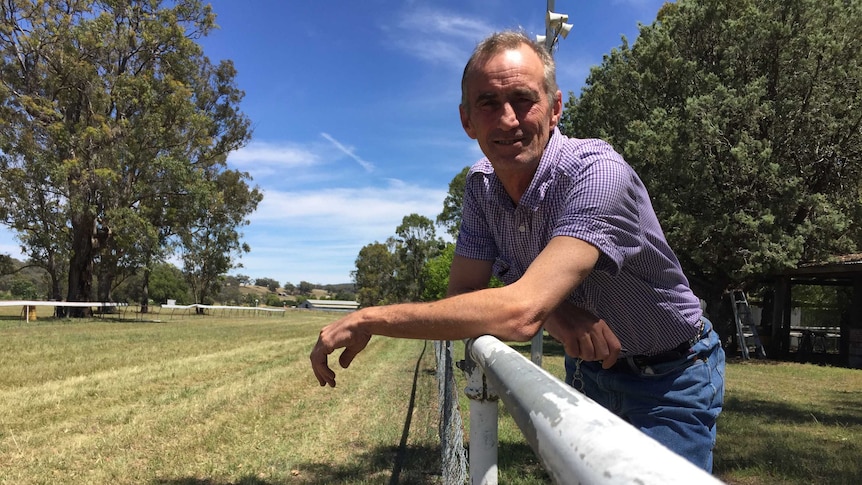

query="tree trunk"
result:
[140,266,150,314]
[96,266,113,304]
[66,214,95,318]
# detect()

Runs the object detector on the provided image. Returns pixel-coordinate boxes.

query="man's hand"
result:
[310,314,371,387]
[544,301,621,369]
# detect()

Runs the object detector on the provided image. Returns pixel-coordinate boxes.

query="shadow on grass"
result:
[284,441,546,485]
[722,392,862,427]
[153,478,277,485]
[715,393,862,483]
[151,444,441,485]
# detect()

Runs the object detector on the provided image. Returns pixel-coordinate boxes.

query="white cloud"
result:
[384,7,494,68]
[397,8,491,40]
[0,234,24,260]
[228,141,321,166]
[239,181,448,284]
[252,181,444,234]
[227,141,323,180]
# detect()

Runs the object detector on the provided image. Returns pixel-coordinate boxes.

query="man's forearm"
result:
[357,286,544,342]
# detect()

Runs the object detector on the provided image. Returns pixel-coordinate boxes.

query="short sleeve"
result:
[552,152,643,276]
[454,169,499,262]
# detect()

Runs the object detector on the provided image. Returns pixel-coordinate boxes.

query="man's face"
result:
[460,45,562,177]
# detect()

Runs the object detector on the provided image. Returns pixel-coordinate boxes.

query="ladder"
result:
[730,290,767,359]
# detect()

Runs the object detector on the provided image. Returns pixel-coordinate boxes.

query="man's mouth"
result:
[495,137,524,146]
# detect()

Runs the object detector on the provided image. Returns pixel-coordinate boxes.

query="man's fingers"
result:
[338,333,371,369]
[314,363,336,387]
[311,355,336,387]
[577,333,595,360]
[339,347,360,369]
[590,332,610,360]
[600,323,621,369]
[310,338,337,387]
[563,339,580,359]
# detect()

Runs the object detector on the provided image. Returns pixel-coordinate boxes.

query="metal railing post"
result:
[460,343,499,485]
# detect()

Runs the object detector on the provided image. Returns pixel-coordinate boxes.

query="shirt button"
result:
[518,225,526,233]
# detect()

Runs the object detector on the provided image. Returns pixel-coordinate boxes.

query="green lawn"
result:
[0,309,860,484]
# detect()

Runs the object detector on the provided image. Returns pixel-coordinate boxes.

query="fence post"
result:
[460,345,499,485]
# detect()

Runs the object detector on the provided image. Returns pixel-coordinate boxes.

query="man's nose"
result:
[499,102,519,129]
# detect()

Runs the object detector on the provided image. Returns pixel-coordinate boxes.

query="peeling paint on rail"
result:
[466,335,724,485]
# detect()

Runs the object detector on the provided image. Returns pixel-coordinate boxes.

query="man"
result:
[311,31,724,472]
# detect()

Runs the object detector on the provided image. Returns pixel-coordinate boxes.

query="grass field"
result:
[1,307,860,484]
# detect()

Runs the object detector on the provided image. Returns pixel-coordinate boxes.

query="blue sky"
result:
[0,0,669,286]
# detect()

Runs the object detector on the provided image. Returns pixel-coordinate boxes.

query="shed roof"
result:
[779,253,862,279]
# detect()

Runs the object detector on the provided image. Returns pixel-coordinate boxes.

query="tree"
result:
[180,168,261,309]
[0,254,13,277]
[352,240,397,307]
[255,277,280,292]
[421,243,455,302]
[298,281,314,295]
[559,0,862,311]
[113,261,189,304]
[0,0,255,315]
[352,214,444,306]
[216,274,243,305]
[437,166,470,239]
[393,213,443,302]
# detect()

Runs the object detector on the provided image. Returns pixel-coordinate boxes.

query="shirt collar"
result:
[517,127,563,211]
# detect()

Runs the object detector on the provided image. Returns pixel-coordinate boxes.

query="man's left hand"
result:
[544,302,621,369]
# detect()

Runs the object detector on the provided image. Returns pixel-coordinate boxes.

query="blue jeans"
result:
[564,318,725,472]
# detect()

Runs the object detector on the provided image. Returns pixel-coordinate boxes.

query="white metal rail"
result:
[463,335,724,485]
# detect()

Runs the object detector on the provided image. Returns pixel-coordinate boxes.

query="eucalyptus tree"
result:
[352,239,398,307]
[180,168,261,310]
[436,166,469,239]
[559,0,862,309]
[0,0,255,314]
[393,213,442,303]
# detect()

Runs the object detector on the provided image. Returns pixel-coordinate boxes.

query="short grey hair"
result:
[460,30,559,110]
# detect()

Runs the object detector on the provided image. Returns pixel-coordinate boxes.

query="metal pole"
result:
[545,0,556,51]
[461,351,499,485]
[469,335,724,485]
[531,0,557,368]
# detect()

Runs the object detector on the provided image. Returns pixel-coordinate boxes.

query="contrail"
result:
[321,133,375,172]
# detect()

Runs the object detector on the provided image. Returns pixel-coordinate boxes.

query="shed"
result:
[767,253,862,368]
[298,299,360,312]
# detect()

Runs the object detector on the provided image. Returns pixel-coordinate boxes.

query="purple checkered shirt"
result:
[455,128,702,356]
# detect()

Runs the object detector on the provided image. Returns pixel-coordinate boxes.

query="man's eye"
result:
[514,97,536,108]
[477,100,500,111]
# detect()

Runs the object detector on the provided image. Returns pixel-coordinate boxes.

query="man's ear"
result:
[550,90,563,129]
[460,104,477,139]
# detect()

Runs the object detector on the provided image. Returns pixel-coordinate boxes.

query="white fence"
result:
[0,300,286,321]
[462,335,723,485]
[0,300,124,320]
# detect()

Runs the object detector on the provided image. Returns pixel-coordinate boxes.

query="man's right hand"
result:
[310,312,372,387]
[544,301,621,369]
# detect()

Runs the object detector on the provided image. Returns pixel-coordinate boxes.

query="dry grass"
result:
[1,307,860,484]
[0,311,439,484]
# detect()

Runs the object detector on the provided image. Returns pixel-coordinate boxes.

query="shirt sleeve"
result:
[553,151,644,277]
[454,169,499,262]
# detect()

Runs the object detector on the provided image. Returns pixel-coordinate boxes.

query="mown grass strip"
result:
[0,314,440,484]
[1,313,861,484]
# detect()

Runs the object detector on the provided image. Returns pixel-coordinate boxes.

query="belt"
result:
[611,322,707,373]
